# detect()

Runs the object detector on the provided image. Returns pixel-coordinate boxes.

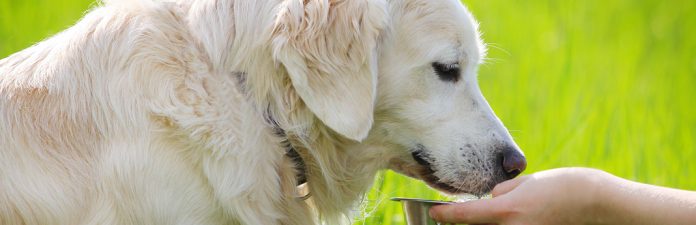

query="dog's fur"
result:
[0,0,523,224]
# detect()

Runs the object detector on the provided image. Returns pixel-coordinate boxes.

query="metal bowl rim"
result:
[390,197,453,205]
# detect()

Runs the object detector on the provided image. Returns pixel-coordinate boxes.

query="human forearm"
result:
[594,174,696,225]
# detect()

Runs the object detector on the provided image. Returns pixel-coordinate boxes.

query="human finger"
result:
[429,198,504,224]
[491,175,529,197]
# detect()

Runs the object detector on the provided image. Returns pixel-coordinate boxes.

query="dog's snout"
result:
[501,147,526,179]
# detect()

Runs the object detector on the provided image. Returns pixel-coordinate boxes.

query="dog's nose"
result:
[501,147,526,179]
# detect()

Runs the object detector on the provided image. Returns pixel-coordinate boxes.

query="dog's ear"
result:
[272,0,387,141]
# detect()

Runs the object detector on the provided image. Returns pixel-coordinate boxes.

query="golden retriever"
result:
[0,0,526,224]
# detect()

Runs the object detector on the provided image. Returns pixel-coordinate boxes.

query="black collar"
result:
[266,115,307,186]
[283,140,307,185]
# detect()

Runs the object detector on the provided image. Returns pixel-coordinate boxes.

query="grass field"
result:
[2,0,695,224]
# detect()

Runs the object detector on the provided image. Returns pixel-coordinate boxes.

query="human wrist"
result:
[583,169,620,225]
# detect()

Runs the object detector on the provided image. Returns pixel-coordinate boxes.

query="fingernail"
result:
[428,206,438,219]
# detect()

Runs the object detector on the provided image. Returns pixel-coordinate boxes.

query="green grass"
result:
[2,0,695,224]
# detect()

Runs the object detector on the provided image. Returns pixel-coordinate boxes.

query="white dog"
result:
[0,0,526,224]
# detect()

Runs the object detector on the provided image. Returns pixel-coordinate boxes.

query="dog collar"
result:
[284,140,308,185]
[266,114,311,200]
[280,132,312,201]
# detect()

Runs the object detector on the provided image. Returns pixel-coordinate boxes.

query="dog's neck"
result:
[263,104,386,223]
[182,1,309,188]
[182,1,385,222]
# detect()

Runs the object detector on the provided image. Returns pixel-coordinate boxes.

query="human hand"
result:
[429,168,610,225]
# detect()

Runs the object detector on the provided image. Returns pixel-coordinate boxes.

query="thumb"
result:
[491,175,529,197]
[429,198,506,224]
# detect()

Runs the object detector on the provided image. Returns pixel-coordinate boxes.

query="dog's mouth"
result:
[388,144,497,196]
[396,144,478,194]
[409,150,464,194]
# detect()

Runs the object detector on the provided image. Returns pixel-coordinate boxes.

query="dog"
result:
[0,0,527,224]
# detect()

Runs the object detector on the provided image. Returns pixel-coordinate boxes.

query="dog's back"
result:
[0,3,232,224]
[1,6,115,224]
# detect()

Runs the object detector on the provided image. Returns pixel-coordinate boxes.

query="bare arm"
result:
[429,168,696,225]
[596,173,696,225]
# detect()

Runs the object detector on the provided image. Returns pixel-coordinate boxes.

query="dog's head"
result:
[272,0,525,196]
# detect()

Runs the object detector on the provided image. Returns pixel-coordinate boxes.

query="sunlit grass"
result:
[2,1,694,224]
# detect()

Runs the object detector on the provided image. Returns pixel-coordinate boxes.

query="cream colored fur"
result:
[0,0,522,224]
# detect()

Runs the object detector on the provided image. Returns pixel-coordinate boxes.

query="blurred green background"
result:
[2,0,694,224]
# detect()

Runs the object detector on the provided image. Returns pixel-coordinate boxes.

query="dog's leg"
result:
[199,126,287,225]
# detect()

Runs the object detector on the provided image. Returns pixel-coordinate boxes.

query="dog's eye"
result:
[432,62,461,82]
